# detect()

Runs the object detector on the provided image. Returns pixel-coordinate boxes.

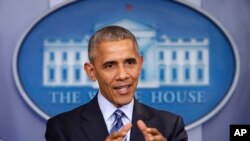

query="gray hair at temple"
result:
[87,25,139,63]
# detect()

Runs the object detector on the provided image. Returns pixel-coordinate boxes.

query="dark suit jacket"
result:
[45,96,188,141]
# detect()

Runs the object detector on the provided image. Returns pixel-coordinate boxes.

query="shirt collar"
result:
[97,91,134,122]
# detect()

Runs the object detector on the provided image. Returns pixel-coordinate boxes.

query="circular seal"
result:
[13,0,239,130]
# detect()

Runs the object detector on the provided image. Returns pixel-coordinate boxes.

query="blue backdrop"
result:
[0,0,249,141]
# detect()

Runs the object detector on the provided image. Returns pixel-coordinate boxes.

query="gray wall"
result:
[0,1,49,140]
[0,0,249,141]
[202,1,250,141]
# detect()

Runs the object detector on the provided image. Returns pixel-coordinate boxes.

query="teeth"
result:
[115,85,128,89]
[115,85,129,94]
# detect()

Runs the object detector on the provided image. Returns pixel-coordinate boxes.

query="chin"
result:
[122,97,133,104]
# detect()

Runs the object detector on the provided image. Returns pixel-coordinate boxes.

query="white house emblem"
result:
[13,0,239,130]
[43,18,209,88]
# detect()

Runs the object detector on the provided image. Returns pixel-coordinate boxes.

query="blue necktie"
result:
[110,109,125,133]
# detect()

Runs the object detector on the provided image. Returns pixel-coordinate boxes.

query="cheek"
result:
[97,73,114,85]
[129,69,141,79]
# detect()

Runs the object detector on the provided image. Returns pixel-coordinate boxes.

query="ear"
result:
[139,55,144,71]
[84,63,97,81]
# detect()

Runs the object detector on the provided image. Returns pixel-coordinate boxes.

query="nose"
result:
[116,65,129,81]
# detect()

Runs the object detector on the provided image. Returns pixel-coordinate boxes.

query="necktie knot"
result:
[114,109,124,120]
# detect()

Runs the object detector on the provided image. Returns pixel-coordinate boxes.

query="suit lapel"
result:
[130,99,153,141]
[80,96,109,141]
[79,97,154,141]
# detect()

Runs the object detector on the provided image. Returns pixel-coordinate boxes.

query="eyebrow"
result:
[102,61,117,67]
[125,57,137,62]
[102,57,137,66]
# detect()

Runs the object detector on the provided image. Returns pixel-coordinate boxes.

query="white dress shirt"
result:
[97,91,134,141]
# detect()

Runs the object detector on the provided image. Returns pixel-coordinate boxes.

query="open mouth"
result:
[113,84,132,94]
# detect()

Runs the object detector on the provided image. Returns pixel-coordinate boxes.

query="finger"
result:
[106,134,124,141]
[105,136,123,141]
[106,123,132,141]
[148,135,167,141]
[108,131,125,139]
[137,120,148,132]
[146,128,167,141]
[120,122,132,133]
[146,128,161,135]
[137,120,153,141]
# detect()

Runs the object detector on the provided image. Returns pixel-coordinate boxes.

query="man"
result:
[45,26,188,141]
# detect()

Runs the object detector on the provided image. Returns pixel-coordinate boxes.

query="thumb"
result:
[137,120,148,132]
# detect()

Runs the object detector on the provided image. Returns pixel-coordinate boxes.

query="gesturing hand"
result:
[105,123,132,141]
[137,120,167,141]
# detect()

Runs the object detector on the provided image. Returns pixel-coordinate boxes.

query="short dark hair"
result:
[88,25,139,63]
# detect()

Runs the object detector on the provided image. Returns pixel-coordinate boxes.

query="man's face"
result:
[84,39,143,107]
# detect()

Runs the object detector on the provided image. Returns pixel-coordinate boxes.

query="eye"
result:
[105,64,114,68]
[126,59,137,66]
[103,62,116,70]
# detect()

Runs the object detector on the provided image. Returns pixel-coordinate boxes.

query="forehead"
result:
[94,39,139,61]
[100,39,134,50]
